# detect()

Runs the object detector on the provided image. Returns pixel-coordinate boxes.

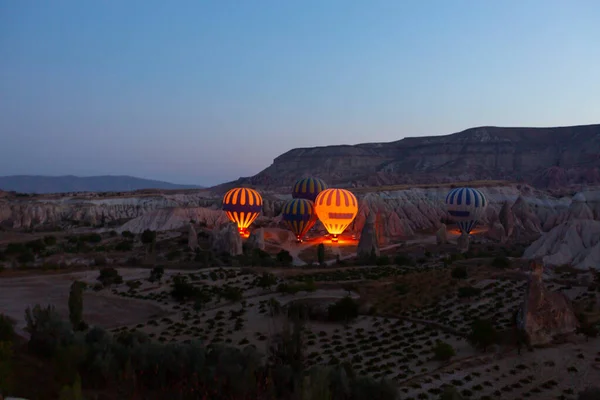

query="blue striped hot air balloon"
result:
[445,187,488,235]
[222,187,263,236]
[292,177,328,202]
[281,198,317,242]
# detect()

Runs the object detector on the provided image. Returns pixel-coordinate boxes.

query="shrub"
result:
[97,267,123,287]
[317,243,326,264]
[468,319,498,352]
[432,341,455,361]
[394,254,414,266]
[149,266,165,282]
[115,241,133,252]
[491,256,511,268]
[25,304,74,358]
[458,286,482,298]
[257,272,278,289]
[0,313,15,341]
[276,250,293,266]
[451,266,468,279]
[121,230,134,238]
[141,229,156,244]
[18,250,35,264]
[328,296,359,323]
[376,255,391,266]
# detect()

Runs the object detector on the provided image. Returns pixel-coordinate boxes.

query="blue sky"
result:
[1,0,599,186]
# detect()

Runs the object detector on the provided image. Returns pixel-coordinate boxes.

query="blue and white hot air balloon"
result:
[445,187,488,235]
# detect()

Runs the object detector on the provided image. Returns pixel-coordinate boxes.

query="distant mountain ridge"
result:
[0,175,203,194]
[224,124,600,190]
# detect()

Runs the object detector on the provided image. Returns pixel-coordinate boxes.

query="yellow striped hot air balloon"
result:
[281,198,317,243]
[314,188,358,242]
[222,187,263,237]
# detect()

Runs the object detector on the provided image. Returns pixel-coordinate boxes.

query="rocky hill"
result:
[228,124,600,190]
[0,175,203,194]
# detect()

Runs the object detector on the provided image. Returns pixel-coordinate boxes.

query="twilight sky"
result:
[1,0,599,186]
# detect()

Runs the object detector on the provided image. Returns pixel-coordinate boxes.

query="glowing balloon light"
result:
[445,187,487,235]
[314,188,358,243]
[282,198,317,243]
[222,187,263,237]
[292,177,328,202]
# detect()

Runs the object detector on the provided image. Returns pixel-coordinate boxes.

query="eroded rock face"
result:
[211,222,242,256]
[457,233,470,252]
[246,228,265,251]
[486,221,506,243]
[118,207,229,234]
[357,212,379,258]
[436,223,448,245]
[523,219,600,270]
[517,261,579,345]
[188,224,198,251]
[499,201,515,238]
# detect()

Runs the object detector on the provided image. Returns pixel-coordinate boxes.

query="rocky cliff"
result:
[229,124,600,190]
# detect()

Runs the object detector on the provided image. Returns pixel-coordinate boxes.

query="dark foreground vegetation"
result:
[0,305,398,400]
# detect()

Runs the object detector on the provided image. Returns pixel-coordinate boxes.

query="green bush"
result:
[468,319,498,352]
[121,230,134,238]
[276,250,293,266]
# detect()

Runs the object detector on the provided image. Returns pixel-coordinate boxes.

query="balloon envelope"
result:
[222,187,263,235]
[314,188,358,241]
[445,187,487,234]
[281,198,317,242]
[292,177,328,202]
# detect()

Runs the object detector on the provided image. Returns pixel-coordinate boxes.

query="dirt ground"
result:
[0,268,169,334]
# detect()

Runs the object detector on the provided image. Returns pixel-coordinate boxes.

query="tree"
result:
[432,341,455,361]
[149,266,164,282]
[141,229,157,253]
[0,313,15,341]
[328,296,359,324]
[276,250,293,267]
[576,314,599,341]
[468,319,498,352]
[97,267,123,287]
[257,272,277,290]
[317,243,325,265]
[68,281,85,331]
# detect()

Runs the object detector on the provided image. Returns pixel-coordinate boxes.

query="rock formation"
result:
[436,223,447,245]
[245,228,265,251]
[357,212,379,258]
[118,207,229,234]
[211,222,243,256]
[517,260,579,345]
[486,221,506,243]
[523,219,600,270]
[499,201,515,238]
[187,224,198,251]
[457,233,469,252]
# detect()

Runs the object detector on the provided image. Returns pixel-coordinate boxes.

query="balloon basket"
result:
[238,228,250,238]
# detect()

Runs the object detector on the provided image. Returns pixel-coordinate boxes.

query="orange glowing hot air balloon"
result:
[314,188,358,242]
[222,187,263,237]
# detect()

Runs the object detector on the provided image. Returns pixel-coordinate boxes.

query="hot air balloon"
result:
[281,198,317,243]
[314,188,358,242]
[445,187,488,235]
[222,187,263,237]
[292,177,328,202]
